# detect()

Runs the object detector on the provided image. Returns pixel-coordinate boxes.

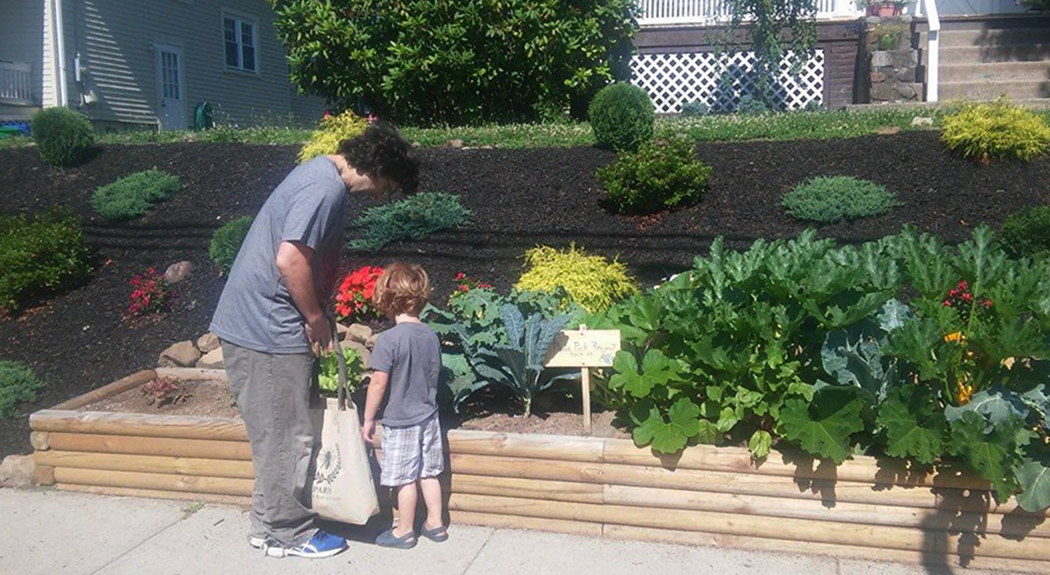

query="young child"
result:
[361,262,448,549]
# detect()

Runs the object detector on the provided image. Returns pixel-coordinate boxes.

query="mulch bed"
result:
[1,131,1047,457]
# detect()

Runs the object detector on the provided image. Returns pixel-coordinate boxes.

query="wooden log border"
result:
[28,369,1050,574]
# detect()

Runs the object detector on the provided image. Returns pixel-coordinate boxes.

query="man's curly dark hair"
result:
[338,123,420,194]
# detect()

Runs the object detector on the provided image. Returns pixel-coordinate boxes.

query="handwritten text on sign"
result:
[544,330,620,368]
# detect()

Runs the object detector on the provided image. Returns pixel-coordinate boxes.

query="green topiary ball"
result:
[588,83,655,152]
[781,176,899,224]
[999,206,1050,260]
[0,361,44,418]
[210,216,254,273]
[31,108,96,167]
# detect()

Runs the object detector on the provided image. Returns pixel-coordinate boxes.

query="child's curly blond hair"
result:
[372,262,431,316]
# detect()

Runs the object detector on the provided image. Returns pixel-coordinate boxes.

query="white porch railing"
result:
[638,0,864,26]
[0,62,33,106]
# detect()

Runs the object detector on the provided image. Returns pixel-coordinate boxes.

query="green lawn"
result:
[5,107,1048,150]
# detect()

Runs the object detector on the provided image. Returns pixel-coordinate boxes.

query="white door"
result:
[156,44,185,130]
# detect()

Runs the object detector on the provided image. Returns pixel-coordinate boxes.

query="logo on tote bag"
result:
[314,444,343,486]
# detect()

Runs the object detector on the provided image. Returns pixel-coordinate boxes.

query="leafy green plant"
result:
[91,169,181,221]
[0,361,43,418]
[350,193,472,251]
[680,100,710,117]
[318,345,365,396]
[0,208,92,311]
[298,111,368,164]
[31,107,95,167]
[271,0,639,125]
[941,100,1050,163]
[737,95,770,115]
[514,244,638,313]
[588,83,656,152]
[596,137,713,215]
[781,176,899,223]
[210,216,254,274]
[998,206,1050,260]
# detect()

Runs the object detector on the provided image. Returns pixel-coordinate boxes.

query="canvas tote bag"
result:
[307,329,379,524]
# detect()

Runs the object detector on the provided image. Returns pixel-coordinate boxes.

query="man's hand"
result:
[305,314,333,357]
[362,419,377,445]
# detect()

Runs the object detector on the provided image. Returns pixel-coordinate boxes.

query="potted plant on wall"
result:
[856,0,914,17]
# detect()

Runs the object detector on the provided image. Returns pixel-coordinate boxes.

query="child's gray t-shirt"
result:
[370,322,441,427]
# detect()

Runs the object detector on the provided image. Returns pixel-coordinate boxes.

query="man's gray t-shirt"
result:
[370,322,441,427]
[210,157,346,354]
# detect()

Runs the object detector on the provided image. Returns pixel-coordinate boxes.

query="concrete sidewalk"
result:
[0,489,1008,575]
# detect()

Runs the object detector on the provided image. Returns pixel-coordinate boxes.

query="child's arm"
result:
[361,371,389,444]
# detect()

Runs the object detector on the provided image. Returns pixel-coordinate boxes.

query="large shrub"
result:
[781,176,899,223]
[210,216,254,273]
[515,245,638,313]
[941,100,1050,162]
[999,206,1050,260]
[596,137,712,214]
[588,83,655,152]
[350,193,471,250]
[271,0,639,125]
[91,169,181,221]
[298,111,368,164]
[0,361,43,418]
[588,226,1050,511]
[31,108,95,167]
[0,208,92,311]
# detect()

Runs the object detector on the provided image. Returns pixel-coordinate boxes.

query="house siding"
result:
[43,0,322,129]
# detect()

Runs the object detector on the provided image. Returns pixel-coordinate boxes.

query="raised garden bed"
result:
[28,368,1050,574]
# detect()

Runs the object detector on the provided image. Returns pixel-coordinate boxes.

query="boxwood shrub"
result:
[588,83,655,152]
[781,176,899,223]
[0,208,92,311]
[350,192,471,250]
[91,169,181,221]
[941,100,1050,162]
[210,216,254,273]
[999,206,1050,260]
[0,361,43,418]
[31,108,95,167]
[596,137,712,215]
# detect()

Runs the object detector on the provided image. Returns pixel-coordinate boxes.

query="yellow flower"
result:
[944,331,964,343]
[955,380,975,406]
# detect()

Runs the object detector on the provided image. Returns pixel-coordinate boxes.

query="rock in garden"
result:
[336,322,350,336]
[196,347,224,369]
[346,324,373,345]
[158,341,201,368]
[196,333,220,354]
[0,455,36,488]
[449,139,464,148]
[164,261,195,284]
[365,334,378,350]
[911,116,934,127]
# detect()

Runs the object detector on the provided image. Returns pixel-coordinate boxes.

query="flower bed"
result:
[28,368,1050,574]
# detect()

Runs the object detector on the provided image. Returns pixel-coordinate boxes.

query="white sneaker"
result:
[248,534,266,549]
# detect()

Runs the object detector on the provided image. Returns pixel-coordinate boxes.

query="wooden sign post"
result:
[544,326,620,434]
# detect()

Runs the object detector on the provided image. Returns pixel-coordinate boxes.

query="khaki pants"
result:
[222,341,317,547]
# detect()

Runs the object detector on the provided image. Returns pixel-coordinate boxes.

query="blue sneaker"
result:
[264,531,347,558]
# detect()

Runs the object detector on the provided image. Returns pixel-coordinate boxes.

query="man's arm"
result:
[275,240,331,355]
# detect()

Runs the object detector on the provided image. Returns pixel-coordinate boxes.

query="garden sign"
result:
[544,326,620,433]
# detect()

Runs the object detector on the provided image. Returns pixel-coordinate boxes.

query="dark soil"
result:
[2,132,1047,457]
[80,379,240,418]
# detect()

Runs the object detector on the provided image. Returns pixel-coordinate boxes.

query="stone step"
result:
[939,61,1050,83]
[938,80,1050,101]
[924,44,1050,64]
[919,27,1050,48]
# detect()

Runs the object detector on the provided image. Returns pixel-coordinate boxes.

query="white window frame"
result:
[222,11,259,74]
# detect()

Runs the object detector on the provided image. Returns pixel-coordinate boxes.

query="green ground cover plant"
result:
[91,169,181,221]
[31,108,95,167]
[781,176,899,223]
[209,216,254,273]
[0,361,43,418]
[350,193,471,250]
[596,137,712,214]
[515,245,638,313]
[0,208,91,311]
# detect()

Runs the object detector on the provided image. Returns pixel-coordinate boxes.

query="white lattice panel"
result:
[631,50,825,113]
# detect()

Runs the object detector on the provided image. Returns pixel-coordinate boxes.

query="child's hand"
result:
[362,419,377,445]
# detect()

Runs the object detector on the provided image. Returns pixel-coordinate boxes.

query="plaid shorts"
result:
[380,413,444,487]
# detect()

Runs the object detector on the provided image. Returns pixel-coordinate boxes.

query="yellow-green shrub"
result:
[515,245,637,313]
[941,100,1050,162]
[297,111,368,163]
